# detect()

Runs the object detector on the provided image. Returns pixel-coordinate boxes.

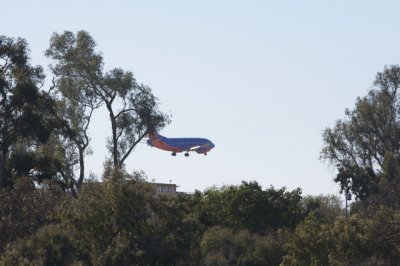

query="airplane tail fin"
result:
[148,130,160,141]
[147,130,167,147]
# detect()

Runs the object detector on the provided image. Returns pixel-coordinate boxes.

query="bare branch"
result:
[115,108,136,119]
[119,128,150,166]
[46,77,56,96]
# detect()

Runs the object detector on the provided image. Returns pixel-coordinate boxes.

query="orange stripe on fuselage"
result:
[151,139,183,152]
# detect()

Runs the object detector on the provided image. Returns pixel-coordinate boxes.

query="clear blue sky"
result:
[3,1,400,196]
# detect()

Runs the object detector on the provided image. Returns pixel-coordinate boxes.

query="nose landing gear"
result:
[184,152,190,157]
[171,152,177,156]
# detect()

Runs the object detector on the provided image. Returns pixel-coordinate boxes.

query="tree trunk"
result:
[0,149,7,188]
[119,129,149,167]
[107,104,119,167]
[77,147,85,190]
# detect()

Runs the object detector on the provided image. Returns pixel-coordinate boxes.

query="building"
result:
[154,182,178,194]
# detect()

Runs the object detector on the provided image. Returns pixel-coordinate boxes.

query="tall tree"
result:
[322,65,400,200]
[0,36,59,188]
[48,69,101,192]
[46,31,169,169]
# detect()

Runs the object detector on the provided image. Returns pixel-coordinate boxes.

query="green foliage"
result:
[7,173,399,266]
[200,226,289,266]
[48,171,201,265]
[374,152,400,206]
[198,181,303,233]
[45,31,103,193]
[283,206,400,265]
[0,225,84,266]
[0,174,307,265]
[58,179,154,265]
[46,30,170,168]
[282,214,335,265]
[0,36,62,187]
[314,65,400,264]
[0,177,66,253]
[281,195,344,265]
[302,194,343,223]
[138,193,204,265]
[322,65,400,201]
[200,227,254,266]
[356,206,400,262]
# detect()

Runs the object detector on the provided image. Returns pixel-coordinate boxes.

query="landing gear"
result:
[184,152,190,157]
[171,152,176,156]
[204,153,207,156]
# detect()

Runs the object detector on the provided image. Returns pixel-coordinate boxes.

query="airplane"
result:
[147,131,215,156]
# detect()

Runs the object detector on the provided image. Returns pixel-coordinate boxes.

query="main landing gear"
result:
[171,152,190,157]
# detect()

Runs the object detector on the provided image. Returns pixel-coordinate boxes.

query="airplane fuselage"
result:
[147,131,215,155]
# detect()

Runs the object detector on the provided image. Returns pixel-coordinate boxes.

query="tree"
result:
[200,227,255,266]
[45,31,169,170]
[301,194,343,223]
[47,69,101,193]
[0,177,66,253]
[322,65,400,201]
[133,192,204,265]
[56,177,154,264]
[0,225,85,266]
[282,214,335,266]
[198,181,303,233]
[0,170,207,265]
[200,226,289,266]
[282,209,400,265]
[0,36,60,188]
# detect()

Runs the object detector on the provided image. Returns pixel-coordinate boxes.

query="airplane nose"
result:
[209,141,215,148]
